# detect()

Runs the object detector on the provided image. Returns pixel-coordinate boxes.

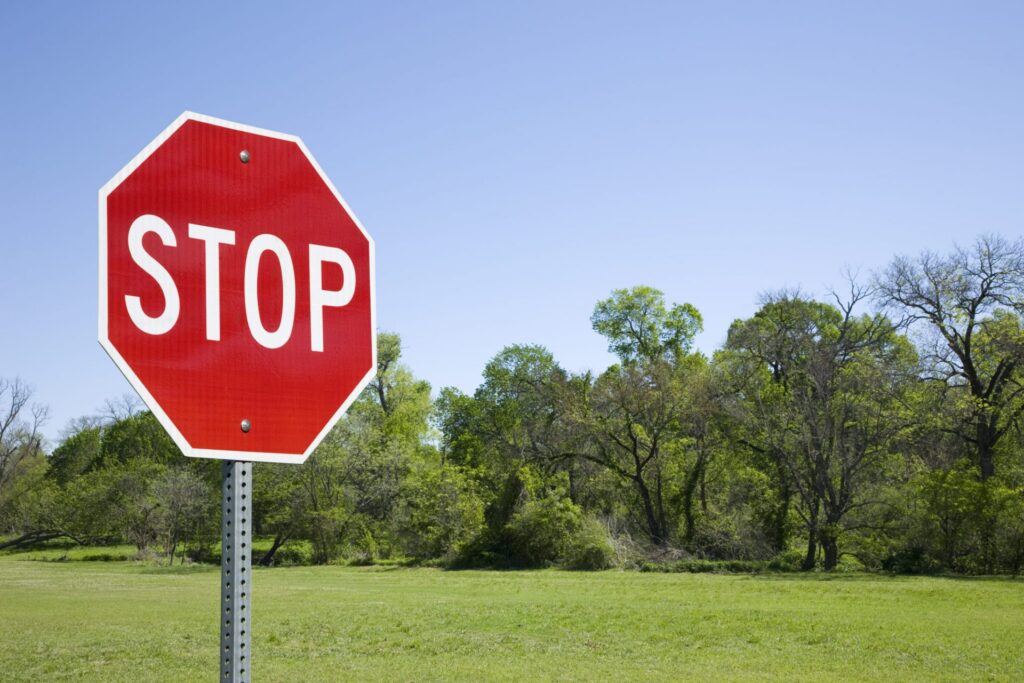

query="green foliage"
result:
[98,411,181,466]
[895,464,1024,574]
[454,468,610,569]
[8,261,1024,577]
[639,559,770,573]
[433,387,486,468]
[591,286,703,364]
[0,454,60,534]
[505,470,585,567]
[563,515,616,570]
[394,464,485,560]
[46,426,101,485]
[880,546,942,575]
[721,291,916,569]
[152,466,217,564]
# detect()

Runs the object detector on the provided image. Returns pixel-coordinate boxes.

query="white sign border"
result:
[98,111,377,465]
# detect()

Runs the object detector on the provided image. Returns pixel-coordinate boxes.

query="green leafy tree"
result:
[153,467,216,564]
[591,286,702,364]
[98,411,181,467]
[47,425,102,486]
[724,290,916,569]
[394,463,485,560]
[253,463,308,566]
[436,344,584,528]
[572,288,708,547]
[273,332,436,563]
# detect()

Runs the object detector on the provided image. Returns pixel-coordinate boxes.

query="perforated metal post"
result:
[221,461,251,682]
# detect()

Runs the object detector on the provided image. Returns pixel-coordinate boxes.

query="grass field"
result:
[1,550,1022,681]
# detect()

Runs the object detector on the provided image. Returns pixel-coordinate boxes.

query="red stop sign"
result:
[99,112,375,464]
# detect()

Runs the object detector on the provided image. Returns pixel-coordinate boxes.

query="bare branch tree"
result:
[874,234,1024,479]
[98,393,144,424]
[0,377,49,493]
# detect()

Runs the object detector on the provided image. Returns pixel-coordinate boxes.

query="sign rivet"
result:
[239,150,250,163]
[240,419,251,433]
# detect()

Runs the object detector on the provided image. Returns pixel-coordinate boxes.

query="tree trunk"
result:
[772,487,791,553]
[771,454,791,553]
[167,534,178,566]
[681,453,706,545]
[977,430,996,481]
[801,531,817,571]
[0,530,66,550]
[699,465,708,514]
[801,502,819,571]
[822,535,839,571]
[259,532,290,567]
[635,476,666,545]
[654,469,669,545]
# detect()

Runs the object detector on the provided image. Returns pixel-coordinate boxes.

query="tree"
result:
[0,377,48,496]
[435,345,584,543]
[582,358,691,545]
[469,344,575,474]
[569,288,708,546]
[89,459,167,553]
[875,234,1024,480]
[253,463,308,566]
[394,463,484,560]
[98,411,181,467]
[270,331,436,564]
[591,286,702,365]
[47,425,102,485]
[153,467,215,564]
[724,290,915,569]
[675,361,728,546]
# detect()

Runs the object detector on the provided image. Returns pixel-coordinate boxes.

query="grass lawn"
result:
[0,552,1022,681]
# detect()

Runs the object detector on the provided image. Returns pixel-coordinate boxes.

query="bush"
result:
[899,465,1024,574]
[80,552,131,562]
[272,544,313,566]
[506,486,584,567]
[881,546,942,575]
[766,549,805,572]
[453,467,607,569]
[563,517,616,570]
[394,465,485,560]
[639,559,768,573]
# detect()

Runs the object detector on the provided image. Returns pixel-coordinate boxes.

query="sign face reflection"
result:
[99,112,376,464]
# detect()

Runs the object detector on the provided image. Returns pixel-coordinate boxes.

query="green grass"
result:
[0,554,1022,681]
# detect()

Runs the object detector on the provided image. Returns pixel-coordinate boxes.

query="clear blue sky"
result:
[2,2,1023,440]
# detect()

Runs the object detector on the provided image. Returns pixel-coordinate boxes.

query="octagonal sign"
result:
[99,112,375,464]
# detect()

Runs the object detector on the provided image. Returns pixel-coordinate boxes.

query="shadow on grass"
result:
[139,564,219,575]
[744,572,1024,583]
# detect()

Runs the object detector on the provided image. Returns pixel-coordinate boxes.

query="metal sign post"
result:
[221,461,252,682]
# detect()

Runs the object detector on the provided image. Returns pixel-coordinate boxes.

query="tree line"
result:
[2,234,1023,573]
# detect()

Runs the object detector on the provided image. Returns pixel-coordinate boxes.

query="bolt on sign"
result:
[99,112,376,464]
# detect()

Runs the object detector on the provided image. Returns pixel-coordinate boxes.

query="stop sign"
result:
[99,112,375,464]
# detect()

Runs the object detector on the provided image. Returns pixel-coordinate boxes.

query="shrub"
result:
[394,465,485,560]
[563,517,616,570]
[273,543,313,566]
[639,559,768,573]
[453,467,601,569]
[881,546,942,575]
[506,487,584,567]
[766,549,805,572]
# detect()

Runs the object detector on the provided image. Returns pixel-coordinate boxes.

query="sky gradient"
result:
[2,2,1023,440]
